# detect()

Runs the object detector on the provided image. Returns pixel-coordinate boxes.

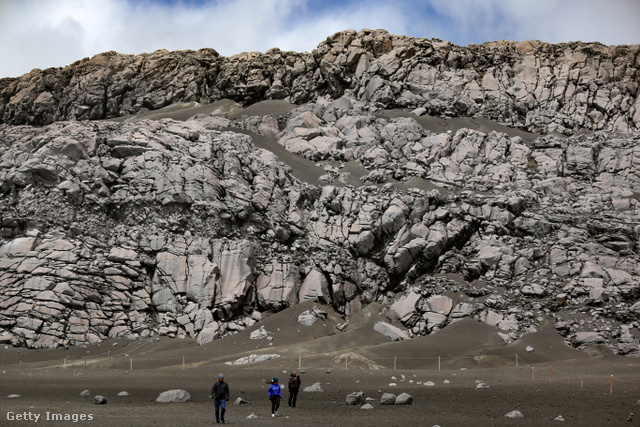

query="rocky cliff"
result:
[1,29,640,355]
[2,29,639,134]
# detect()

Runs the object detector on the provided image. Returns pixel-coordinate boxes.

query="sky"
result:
[1,0,639,79]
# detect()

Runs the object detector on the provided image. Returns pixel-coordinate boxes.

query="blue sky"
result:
[1,0,639,78]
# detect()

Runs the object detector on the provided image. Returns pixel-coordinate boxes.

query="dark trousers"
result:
[214,399,226,422]
[270,395,281,414]
[288,389,299,407]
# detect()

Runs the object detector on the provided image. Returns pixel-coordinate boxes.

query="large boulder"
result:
[156,389,191,403]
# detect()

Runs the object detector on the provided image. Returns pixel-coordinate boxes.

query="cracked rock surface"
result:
[1,30,639,356]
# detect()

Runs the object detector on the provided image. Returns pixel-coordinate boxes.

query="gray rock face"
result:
[2,30,639,136]
[0,29,639,358]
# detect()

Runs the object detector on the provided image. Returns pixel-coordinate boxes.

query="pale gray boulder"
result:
[394,393,413,405]
[298,311,318,327]
[373,321,409,341]
[388,291,421,322]
[303,382,324,393]
[156,389,191,403]
[380,393,396,405]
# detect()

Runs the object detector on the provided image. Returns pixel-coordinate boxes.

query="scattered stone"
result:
[337,322,349,331]
[117,391,129,396]
[361,403,374,410]
[234,397,249,405]
[297,311,318,326]
[250,326,268,340]
[226,354,280,365]
[394,393,413,405]
[505,410,524,418]
[79,389,90,396]
[346,392,366,405]
[94,395,107,405]
[373,321,409,341]
[155,389,191,403]
[303,382,324,393]
[380,393,396,405]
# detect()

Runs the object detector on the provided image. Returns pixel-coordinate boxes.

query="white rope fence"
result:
[3,352,640,393]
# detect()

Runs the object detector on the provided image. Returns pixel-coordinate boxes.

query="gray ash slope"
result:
[0,29,639,356]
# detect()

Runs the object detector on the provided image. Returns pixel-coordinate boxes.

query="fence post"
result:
[85,357,87,368]
[19,360,22,370]
[130,357,133,371]
[549,365,552,382]
[299,355,301,370]
[394,356,397,371]
[532,367,534,380]
[438,356,441,371]
[183,356,185,370]
[108,351,111,360]
[610,375,613,394]
[515,354,518,367]
[64,357,67,369]
[346,355,348,370]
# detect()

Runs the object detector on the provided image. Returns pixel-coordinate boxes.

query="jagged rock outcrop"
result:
[1,29,639,134]
[0,30,639,356]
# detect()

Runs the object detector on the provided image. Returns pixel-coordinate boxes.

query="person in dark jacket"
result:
[211,373,230,424]
[267,377,282,417]
[288,371,301,408]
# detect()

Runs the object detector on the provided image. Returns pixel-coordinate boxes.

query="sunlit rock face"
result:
[0,30,639,355]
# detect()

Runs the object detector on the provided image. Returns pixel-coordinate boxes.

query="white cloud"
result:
[425,0,640,45]
[1,0,638,78]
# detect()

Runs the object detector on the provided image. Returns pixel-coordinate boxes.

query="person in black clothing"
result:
[288,370,301,408]
[211,373,230,424]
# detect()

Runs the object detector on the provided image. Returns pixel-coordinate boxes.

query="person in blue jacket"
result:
[267,377,282,417]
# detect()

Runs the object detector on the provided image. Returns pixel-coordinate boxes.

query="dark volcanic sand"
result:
[1,301,639,427]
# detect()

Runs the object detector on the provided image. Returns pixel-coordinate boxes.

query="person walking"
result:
[211,373,230,424]
[288,371,301,408]
[267,377,282,417]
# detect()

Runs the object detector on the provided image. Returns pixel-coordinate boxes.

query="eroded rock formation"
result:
[0,29,639,355]
[2,29,639,134]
